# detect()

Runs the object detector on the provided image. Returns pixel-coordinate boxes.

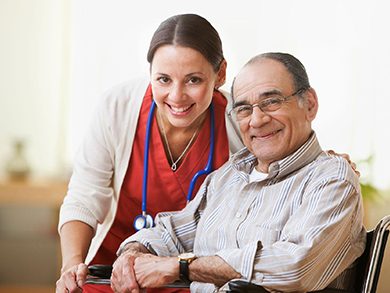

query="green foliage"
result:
[360,181,381,202]
[358,155,382,202]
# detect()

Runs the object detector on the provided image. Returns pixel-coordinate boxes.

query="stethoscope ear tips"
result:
[133,213,154,231]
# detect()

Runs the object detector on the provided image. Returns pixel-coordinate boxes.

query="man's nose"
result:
[249,106,271,127]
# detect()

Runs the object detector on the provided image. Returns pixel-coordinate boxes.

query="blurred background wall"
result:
[0,0,389,292]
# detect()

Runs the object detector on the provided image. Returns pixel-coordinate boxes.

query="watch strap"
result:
[179,259,191,284]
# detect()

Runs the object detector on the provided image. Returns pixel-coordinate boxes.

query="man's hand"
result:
[111,250,141,293]
[111,253,179,291]
[111,242,151,292]
[134,254,179,288]
[56,263,88,293]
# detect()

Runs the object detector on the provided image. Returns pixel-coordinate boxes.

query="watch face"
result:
[179,252,196,261]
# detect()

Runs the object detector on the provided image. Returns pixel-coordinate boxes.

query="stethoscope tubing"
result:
[137,100,215,230]
[141,101,156,214]
[185,103,215,203]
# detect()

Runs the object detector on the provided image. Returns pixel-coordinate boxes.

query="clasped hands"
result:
[111,250,180,293]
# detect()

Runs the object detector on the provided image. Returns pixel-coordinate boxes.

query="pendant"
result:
[171,163,177,171]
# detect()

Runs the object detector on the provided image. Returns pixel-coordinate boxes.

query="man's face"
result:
[233,58,318,172]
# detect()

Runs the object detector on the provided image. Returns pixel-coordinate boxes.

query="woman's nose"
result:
[169,83,186,101]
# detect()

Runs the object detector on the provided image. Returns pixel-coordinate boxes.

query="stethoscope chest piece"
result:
[134,212,154,231]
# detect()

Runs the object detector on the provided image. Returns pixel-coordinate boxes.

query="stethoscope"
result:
[133,100,215,231]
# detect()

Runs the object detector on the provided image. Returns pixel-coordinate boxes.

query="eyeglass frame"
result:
[228,87,309,121]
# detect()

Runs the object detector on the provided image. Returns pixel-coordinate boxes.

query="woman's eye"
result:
[188,76,202,84]
[157,76,170,84]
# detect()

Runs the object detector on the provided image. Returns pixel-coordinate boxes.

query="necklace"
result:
[157,111,199,171]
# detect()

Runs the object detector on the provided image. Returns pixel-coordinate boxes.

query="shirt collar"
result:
[231,131,322,181]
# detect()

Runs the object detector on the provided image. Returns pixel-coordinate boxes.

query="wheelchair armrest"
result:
[227,280,351,293]
[86,264,189,288]
[228,280,268,293]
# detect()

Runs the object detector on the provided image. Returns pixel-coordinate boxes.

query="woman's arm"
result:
[56,221,94,292]
[60,221,94,271]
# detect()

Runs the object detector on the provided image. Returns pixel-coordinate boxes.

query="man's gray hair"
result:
[231,52,311,100]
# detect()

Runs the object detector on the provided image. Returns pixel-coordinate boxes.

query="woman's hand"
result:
[56,263,88,293]
[327,150,360,177]
[57,221,94,292]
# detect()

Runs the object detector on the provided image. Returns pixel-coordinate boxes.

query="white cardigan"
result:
[58,76,244,263]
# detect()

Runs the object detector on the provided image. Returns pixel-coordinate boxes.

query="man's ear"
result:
[215,59,227,89]
[305,87,319,121]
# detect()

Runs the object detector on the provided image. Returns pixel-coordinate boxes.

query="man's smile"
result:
[250,129,282,140]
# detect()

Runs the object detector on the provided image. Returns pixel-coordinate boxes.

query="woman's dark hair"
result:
[147,14,224,72]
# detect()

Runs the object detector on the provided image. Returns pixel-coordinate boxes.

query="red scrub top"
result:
[84,85,229,292]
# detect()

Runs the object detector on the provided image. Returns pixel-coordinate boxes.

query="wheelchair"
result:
[86,215,390,292]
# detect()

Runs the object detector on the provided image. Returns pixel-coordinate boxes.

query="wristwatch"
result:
[178,252,196,284]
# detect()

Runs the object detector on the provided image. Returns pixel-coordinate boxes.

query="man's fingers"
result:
[125,259,140,291]
[111,254,140,292]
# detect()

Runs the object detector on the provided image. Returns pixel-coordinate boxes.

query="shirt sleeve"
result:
[218,176,365,292]
[58,96,116,232]
[215,240,261,283]
[118,181,209,257]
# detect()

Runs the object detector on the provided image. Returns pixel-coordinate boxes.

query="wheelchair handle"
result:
[88,264,112,279]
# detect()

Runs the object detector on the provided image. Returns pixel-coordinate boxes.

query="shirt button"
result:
[236,212,242,218]
[254,272,264,281]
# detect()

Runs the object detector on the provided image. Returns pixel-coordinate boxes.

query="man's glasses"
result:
[229,88,307,121]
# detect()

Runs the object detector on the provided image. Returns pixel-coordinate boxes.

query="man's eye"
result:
[236,105,252,113]
[261,97,282,108]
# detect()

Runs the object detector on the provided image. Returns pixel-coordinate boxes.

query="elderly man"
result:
[111,53,365,292]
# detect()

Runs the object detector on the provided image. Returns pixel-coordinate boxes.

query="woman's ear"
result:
[305,87,319,121]
[215,59,227,89]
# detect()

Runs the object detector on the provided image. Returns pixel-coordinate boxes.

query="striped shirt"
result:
[120,132,366,292]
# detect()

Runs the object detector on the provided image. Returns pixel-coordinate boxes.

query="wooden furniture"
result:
[0,179,66,206]
[0,178,68,292]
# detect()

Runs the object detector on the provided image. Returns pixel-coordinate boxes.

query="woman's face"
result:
[150,45,225,130]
